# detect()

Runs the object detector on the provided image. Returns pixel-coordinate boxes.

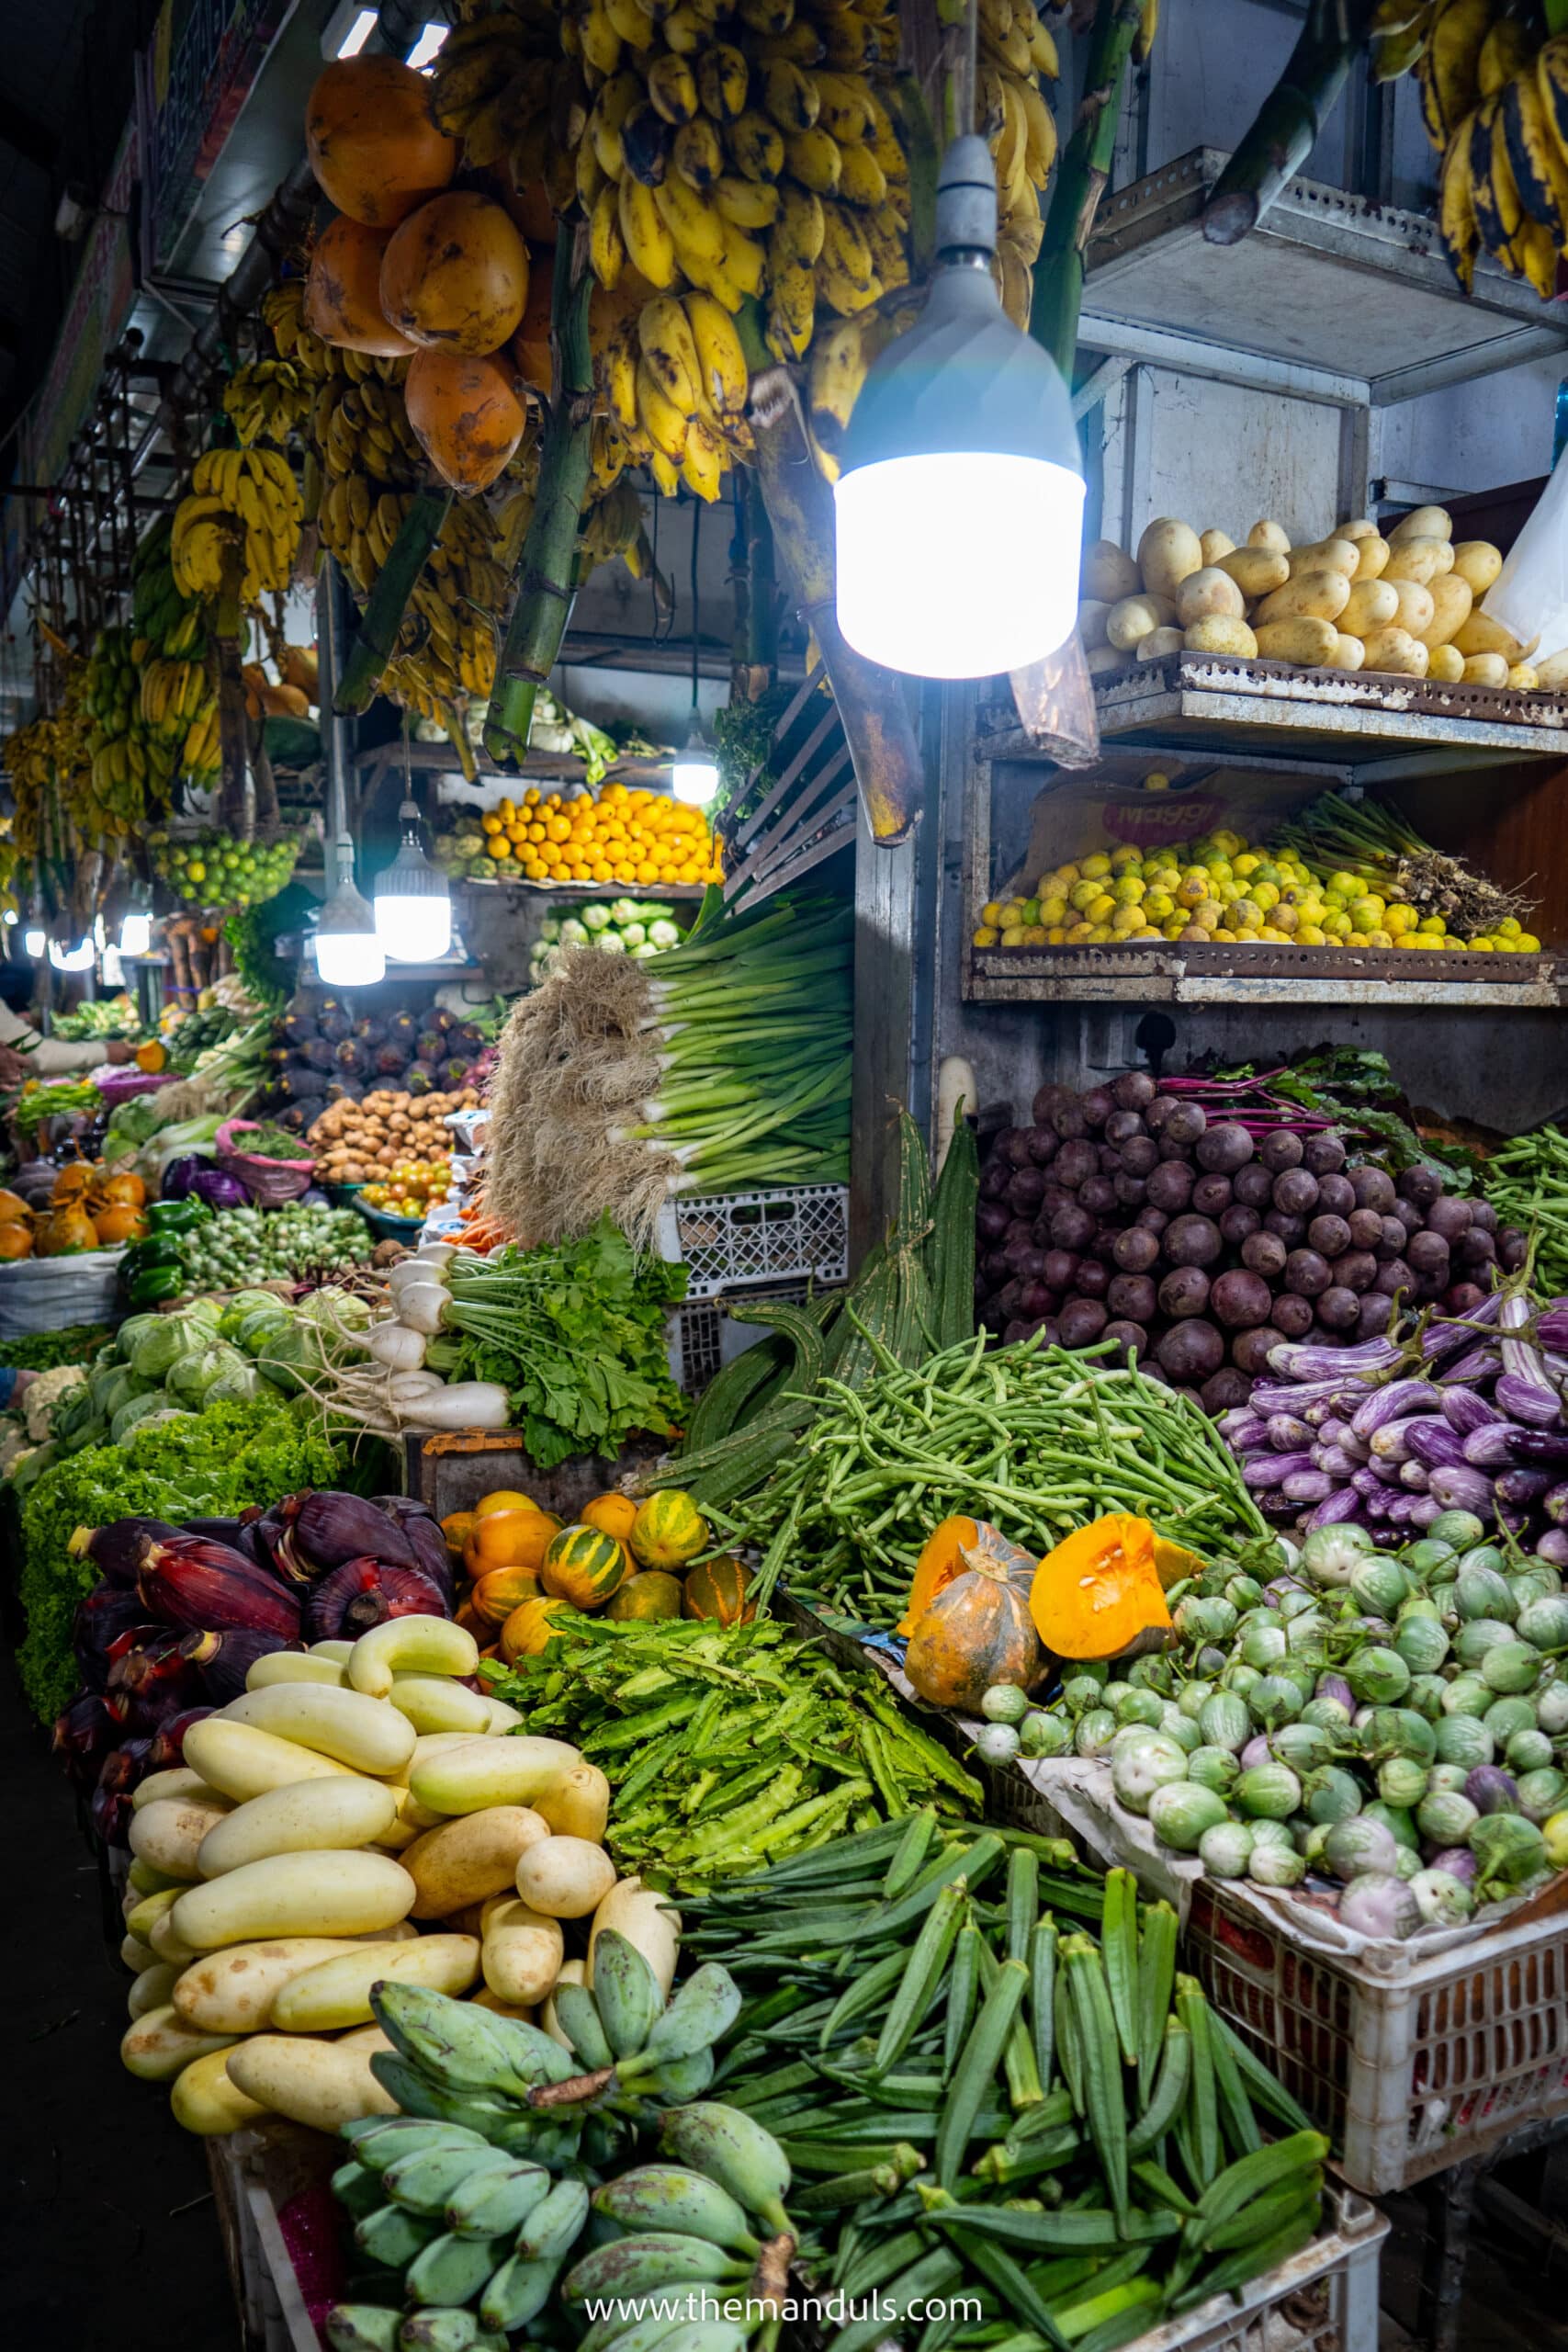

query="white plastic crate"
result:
[1184,1875,1568,2195]
[657,1183,849,1298]
[667,1280,815,1394]
[1126,2191,1386,2352]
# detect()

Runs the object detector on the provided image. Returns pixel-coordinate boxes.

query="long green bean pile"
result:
[483,1619,980,1891]
[688,1820,1325,2352]
[1487,1125,1568,1295]
[713,1333,1269,1627]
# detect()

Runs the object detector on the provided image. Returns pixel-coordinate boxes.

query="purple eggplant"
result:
[1314,1446,1357,1478]
[1463,1423,1531,1469]
[1538,1526,1568,1562]
[1400,1461,1430,1490]
[1370,1414,1441,1464]
[1506,1427,1568,1466]
[1269,1336,1403,1382]
[1496,1467,1556,1509]
[1537,1300,1568,1351]
[1242,1451,1314,1490]
[1350,1379,1438,1442]
[1219,1411,1269,1451]
[1495,1373,1562,1429]
[1423,1289,1504,1364]
[1404,1420,1467,1471]
[1445,1345,1502,1385]
[1268,1414,1314,1452]
[1440,1387,1500,1437]
[1427,1464,1495,1518]
[1282,1470,1334,1503]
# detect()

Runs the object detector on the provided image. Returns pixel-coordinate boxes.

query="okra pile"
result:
[688,1817,1326,2352]
[486,1621,980,1892]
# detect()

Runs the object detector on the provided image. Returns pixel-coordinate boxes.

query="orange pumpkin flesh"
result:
[306,216,417,356]
[904,1540,1043,1713]
[899,1517,1033,1638]
[379,192,530,356]
[405,350,526,495]
[306,56,458,229]
[1030,1515,1172,1662]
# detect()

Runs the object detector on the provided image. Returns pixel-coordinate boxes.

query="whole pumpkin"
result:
[605,1571,683,1623]
[405,349,526,495]
[306,55,457,229]
[630,1489,708,1572]
[470,1565,544,1627]
[541,1524,635,1611]
[581,1492,637,1544]
[903,1543,1043,1714]
[305,216,416,356]
[463,1506,558,1579]
[499,1596,578,1661]
[682,1557,755,1627]
[0,1222,32,1260]
[379,192,530,355]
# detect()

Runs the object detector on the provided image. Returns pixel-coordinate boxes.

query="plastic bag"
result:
[1483,457,1568,662]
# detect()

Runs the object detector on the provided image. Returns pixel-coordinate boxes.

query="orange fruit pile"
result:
[479,784,721,888]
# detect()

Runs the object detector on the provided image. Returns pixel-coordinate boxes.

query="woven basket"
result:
[217,1119,316,1208]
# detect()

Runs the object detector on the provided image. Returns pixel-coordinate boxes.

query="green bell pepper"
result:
[145,1200,210,1235]
[128,1266,185,1308]
[120,1236,187,1282]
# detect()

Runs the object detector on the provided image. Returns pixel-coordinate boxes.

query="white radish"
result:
[389,1258,446,1296]
[367,1321,425,1371]
[394,1382,511,1430]
[389,1370,446,1403]
[396,1283,450,1335]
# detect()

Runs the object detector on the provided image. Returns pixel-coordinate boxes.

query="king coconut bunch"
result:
[1371,0,1568,301]
[424,0,1059,503]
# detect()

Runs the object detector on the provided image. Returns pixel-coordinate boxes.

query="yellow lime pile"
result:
[975,829,1541,953]
[454,786,722,889]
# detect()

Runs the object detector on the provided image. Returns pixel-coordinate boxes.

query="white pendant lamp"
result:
[833,136,1085,681]
[375,797,453,962]
[22,926,44,957]
[50,936,95,972]
[118,911,153,956]
[315,833,386,987]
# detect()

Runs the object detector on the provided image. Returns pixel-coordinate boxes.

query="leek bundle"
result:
[485,894,852,1247]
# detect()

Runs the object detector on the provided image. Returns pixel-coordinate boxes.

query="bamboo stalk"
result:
[749,373,925,846]
[1029,0,1145,376]
[483,232,596,767]
[1203,1,1378,247]
[214,542,251,843]
[334,487,454,717]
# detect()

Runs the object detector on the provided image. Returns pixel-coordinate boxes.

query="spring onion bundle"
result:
[1273,792,1536,937]
[486,893,852,1245]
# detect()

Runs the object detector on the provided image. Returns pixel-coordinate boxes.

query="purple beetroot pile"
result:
[976,1074,1527,1412]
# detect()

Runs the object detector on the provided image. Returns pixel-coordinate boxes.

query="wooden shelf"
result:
[967,942,1562,1009]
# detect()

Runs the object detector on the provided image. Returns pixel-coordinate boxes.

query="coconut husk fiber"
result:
[483,949,680,1249]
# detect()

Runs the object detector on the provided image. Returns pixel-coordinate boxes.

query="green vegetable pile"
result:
[0,1323,112,1372]
[175,1202,371,1288]
[17,1396,343,1721]
[1487,1125,1568,1294]
[11,1078,100,1136]
[485,1618,980,1891]
[688,1830,1327,2346]
[428,1215,686,1471]
[712,1333,1266,1629]
[998,1512,1568,1939]
[50,994,145,1043]
[528,898,685,982]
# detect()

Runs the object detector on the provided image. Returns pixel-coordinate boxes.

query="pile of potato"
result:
[1080,505,1554,689]
[308,1089,481,1188]
[114,1613,672,2137]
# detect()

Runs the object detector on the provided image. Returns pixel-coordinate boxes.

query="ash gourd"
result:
[977,1072,1525,1414]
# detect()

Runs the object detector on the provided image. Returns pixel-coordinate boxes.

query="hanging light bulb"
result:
[118,911,152,956]
[314,833,386,987]
[834,136,1085,680]
[50,936,96,972]
[671,502,720,805]
[23,927,45,957]
[375,796,453,962]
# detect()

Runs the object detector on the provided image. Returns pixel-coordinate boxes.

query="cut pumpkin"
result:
[899,1516,1035,1638]
[1031,1514,1172,1662]
[903,1536,1043,1714]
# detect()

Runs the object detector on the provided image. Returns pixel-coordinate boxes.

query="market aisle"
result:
[3,1669,233,2349]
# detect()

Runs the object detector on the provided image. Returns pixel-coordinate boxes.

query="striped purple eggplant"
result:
[1350,1379,1438,1442]
[1440,1387,1499,1436]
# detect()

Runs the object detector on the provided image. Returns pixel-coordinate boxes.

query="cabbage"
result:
[219,1290,288,1341]
[96,1368,149,1423]
[1147,1781,1227,1852]
[235,1308,291,1357]
[131,1316,209,1380]
[206,1363,264,1406]
[166,1342,249,1406]
[110,1391,174,1444]
[115,1314,164,1363]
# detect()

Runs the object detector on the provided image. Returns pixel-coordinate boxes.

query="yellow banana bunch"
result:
[173,447,303,603]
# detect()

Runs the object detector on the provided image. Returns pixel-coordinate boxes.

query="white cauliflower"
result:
[24,1363,87,1442]
[0,1421,28,1476]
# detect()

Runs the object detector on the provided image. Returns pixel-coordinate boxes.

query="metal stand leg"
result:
[1416,2160,1478,2352]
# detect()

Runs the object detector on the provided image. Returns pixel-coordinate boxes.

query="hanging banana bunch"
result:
[429,0,1061,504]
[130,513,222,790]
[170,446,303,604]
[1375,0,1568,300]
